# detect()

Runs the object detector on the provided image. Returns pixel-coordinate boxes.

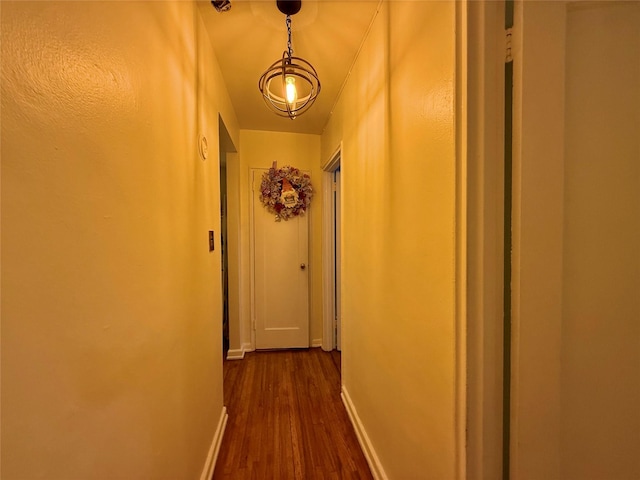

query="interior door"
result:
[252,169,310,349]
[511,2,640,479]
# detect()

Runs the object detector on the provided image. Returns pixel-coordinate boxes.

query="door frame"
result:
[463,1,506,478]
[321,144,342,352]
[248,168,258,351]
[510,4,640,478]
[250,167,311,350]
[217,116,242,360]
[510,2,569,477]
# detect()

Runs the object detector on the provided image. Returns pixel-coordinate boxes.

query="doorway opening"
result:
[322,146,342,360]
[218,117,237,359]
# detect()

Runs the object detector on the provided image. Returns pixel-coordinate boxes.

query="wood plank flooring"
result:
[213,349,372,479]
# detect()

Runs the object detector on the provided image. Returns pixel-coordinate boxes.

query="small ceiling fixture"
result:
[211,0,231,13]
[258,0,321,120]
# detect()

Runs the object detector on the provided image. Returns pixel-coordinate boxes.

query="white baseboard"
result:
[226,343,254,360]
[311,338,323,348]
[199,406,228,480]
[341,387,388,480]
[226,348,244,360]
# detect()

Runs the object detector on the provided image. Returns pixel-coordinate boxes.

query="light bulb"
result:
[285,76,297,105]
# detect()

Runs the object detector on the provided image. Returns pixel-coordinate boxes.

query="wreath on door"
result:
[259,162,313,222]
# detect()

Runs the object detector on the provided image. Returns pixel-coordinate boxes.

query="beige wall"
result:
[562,4,640,477]
[322,2,459,478]
[236,130,322,350]
[512,2,640,479]
[1,2,238,478]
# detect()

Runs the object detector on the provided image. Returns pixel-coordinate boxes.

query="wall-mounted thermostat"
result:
[199,134,209,160]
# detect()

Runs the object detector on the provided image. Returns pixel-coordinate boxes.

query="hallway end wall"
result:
[1,2,238,478]
[321,2,458,478]
[237,130,322,351]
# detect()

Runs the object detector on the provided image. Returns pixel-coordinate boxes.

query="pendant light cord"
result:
[286,15,293,59]
[258,7,320,119]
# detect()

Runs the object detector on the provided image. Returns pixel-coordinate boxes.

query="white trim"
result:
[249,168,258,351]
[199,406,228,480]
[321,143,342,172]
[454,2,468,479]
[321,169,336,352]
[321,144,342,352]
[464,1,506,479]
[334,169,342,352]
[510,4,567,475]
[225,348,245,360]
[224,151,243,366]
[341,387,387,480]
[226,342,255,360]
[311,338,323,348]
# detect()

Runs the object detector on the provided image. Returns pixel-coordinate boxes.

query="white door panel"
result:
[252,169,310,349]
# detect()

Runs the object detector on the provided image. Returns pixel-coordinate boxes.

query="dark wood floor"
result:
[213,349,373,479]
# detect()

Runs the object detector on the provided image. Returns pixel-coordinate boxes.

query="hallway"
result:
[4,1,639,478]
[1,2,460,477]
[213,349,372,479]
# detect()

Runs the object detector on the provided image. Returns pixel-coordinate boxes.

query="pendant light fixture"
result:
[258,0,321,120]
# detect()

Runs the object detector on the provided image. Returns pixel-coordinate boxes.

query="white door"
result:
[511,2,640,479]
[251,169,310,349]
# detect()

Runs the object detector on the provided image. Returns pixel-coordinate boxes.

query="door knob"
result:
[300,263,306,270]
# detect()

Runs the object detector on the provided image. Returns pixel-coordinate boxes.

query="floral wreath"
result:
[260,162,313,222]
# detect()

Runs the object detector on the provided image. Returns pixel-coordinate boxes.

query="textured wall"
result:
[1,2,238,477]
[321,2,458,478]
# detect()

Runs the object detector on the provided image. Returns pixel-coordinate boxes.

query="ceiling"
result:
[198,0,381,135]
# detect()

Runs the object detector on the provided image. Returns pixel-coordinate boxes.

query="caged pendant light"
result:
[258,0,321,120]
